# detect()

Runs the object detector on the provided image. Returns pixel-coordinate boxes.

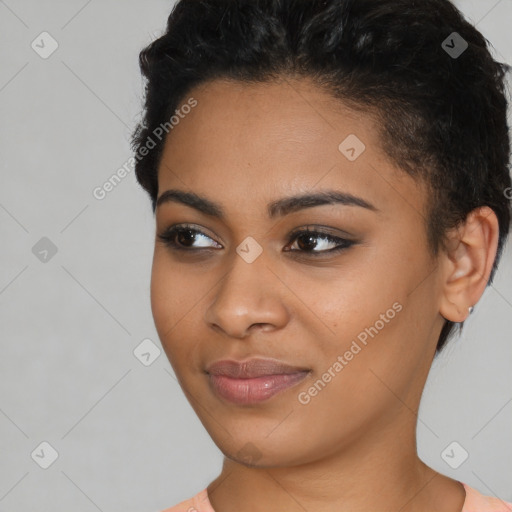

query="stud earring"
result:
[468,305,474,315]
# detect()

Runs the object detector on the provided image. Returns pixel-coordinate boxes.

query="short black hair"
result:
[131,0,512,353]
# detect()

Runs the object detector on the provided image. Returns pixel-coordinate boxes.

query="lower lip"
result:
[208,372,309,405]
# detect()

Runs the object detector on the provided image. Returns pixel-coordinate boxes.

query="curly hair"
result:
[130,0,512,353]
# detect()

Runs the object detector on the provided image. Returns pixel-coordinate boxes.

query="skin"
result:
[151,76,499,512]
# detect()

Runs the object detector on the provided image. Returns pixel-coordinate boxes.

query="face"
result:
[151,77,444,467]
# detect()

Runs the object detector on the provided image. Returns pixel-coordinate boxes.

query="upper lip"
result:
[206,357,310,378]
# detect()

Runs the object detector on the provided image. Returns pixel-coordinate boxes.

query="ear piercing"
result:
[468,305,474,315]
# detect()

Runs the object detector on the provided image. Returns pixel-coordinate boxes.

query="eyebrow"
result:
[156,188,380,219]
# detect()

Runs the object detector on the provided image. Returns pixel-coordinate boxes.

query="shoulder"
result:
[462,482,512,512]
[159,488,214,512]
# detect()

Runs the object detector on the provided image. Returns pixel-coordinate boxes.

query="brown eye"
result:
[295,232,321,251]
[176,228,198,247]
[157,225,221,250]
[285,227,355,255]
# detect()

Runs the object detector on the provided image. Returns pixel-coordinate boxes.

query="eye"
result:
[157,224,221,251]
[284,226,354,255]
[156,224,355,255]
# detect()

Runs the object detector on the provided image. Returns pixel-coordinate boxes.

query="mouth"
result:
[205,357,311,405]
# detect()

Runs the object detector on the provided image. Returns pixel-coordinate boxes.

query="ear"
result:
[438,206,499,323]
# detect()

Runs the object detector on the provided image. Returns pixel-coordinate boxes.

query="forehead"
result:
[157,77,426,219]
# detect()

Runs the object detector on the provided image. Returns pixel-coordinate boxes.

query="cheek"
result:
[150,254,195,352]
[302,265,399,350]
[304,265,424,401]
[149,252,218,382]
[150,260,173,335]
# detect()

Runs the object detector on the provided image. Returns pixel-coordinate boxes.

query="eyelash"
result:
[156,224,355,256]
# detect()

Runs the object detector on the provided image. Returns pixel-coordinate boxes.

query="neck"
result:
[207,413,466,512]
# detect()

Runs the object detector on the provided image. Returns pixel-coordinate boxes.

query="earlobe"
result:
[438,206,499,324]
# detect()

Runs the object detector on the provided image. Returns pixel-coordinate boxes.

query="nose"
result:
[204,249,290,339]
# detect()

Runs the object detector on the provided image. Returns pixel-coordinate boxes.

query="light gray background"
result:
[0,1,511,511]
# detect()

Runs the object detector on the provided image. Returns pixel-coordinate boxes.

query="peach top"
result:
[160,482,512,511]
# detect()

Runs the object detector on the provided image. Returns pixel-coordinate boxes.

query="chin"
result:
[211,432,317,469]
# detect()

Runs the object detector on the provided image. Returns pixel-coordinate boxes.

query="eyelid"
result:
[286,224,354,240]
[157,223,218,241]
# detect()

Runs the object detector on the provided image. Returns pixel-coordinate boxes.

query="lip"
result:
[206,358,311,405]
[206,357,310,378]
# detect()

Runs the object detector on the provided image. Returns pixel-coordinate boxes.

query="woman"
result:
[130,0,512,510]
